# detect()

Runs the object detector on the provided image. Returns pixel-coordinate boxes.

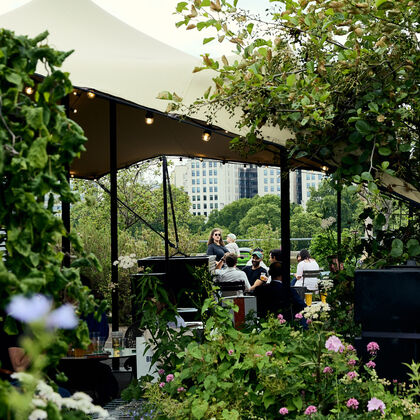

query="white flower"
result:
[114,254,137,269]
[319,279,334,291]
[28,409,47,420]
[6,294,52,323]
[71,392,93,402]
[11,371,35,383]
[32,398,47,408]
[301,302,330,320]
[320,216,336,229]
[46,304,78,329]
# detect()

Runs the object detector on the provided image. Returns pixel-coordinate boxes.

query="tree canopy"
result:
[173,0,419,197]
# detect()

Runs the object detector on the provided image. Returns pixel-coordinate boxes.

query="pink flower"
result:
[367,341,380,355]
[323,366,333,374]
[166,374,174,382]
[304,405,317,416]
[177,387,185,392]
[347,344,355,352]
[266,351,273,357]
[365,360,376,369]
[393,379,397,384]
[159,382,165,388]
[346,398,359,410]
[279,318,286,324]
[158,369,165,375]
[277,314,284,320]
[295,313,303,320]
[367,397,386,414]
[325,335,344,352]
[306,319,312,324]
[228,349,234,355]
[347,371,358,380]
[348,359,356,366]
[279,407,289,415]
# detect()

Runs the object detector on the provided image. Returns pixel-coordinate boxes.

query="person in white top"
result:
[225,233,240,256]
[295,249,320,291]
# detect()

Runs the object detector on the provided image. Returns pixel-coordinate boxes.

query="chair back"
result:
[214,281,245,292]
[302,270,321,287]
[291,286,307,300]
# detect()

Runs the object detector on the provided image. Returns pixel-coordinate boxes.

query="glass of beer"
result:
[321,293,327,304]
[304,293,313,306]
[260,273,267,282]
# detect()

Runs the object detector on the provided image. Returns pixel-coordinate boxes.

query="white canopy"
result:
[0,0,305,179]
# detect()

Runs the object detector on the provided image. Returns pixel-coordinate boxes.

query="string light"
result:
[25,86,34,95]
[199,157,203,162]
[72,108,78,114]
[73,91,78,96]
[202,129,211,142]
[145,111,154,125]
[87,90,95,99]
[322,165,329,172]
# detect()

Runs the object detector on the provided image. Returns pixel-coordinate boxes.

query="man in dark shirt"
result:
[242,251,268,286]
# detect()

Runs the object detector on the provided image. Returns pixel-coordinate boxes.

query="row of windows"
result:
[306,174,323,180]
[193,211,208,216]
[263,169,281,176]
[192,178,218,185]
[191,162,222,168]
[306,183,316,188]
[191,186,218,193]
[192,203,218,210]
[192,195,218,201]
[264,186,281,192]
[263,177,280,184]
[191,170,218,177]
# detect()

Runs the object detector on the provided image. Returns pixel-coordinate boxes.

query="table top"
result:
[177,307,198,313]
[62,348,136,360]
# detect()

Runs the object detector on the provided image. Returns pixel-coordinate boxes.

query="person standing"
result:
[225,233,240,256]
[206,228,228,262]
[295,249,320,292]
[243,250,268,287]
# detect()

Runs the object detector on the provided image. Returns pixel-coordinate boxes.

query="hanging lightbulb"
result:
[72,108,78,114]
[202,129,211,142]
[145,111,154,125]
[73,91,78,96]
[87,90,96,99]
[321,165,329,172]
[25,86,34,95]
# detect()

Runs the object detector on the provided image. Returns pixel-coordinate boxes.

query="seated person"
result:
[294,249,320,292]
[245,247,268,270]
[242,250,268,287]
[253,262,306,320]
[215,253,256,293]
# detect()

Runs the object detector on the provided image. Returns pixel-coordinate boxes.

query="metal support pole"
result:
[162,156,169,263]
[110,101,119,333]
[337,180,342,261]
[280,147,291,283]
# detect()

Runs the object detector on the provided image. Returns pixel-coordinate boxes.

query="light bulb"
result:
[202,130,211,142]
[73,108,78,114]
[25,86,34,95]
[322,166,328,172]
[87,90,95,99]
[145,111,154,125]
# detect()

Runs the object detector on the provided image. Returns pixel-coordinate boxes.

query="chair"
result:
[291,286,307,300]
[214,281,245,297]
[302,270,321,291]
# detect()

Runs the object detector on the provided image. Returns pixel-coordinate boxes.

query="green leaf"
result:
[355,120,373,135]
[246,23,254,34]
[27,136,48,169]
[378,147,391,156]
[376,0,393,10]
[4,316,18,335]
[5,71,22,86]
[390,239,404,258]
[361,171,374,181]
[368,181,379,194]
[407,239,420,257]
[399,143,412,153]
[24,107,44,130]
[191,400,208,419]
[368,102,379,113]
[176,2,188,12]
[293,396,303,410]
[222,409,239,420]
[203,37,215,45]
[286,73,296,87]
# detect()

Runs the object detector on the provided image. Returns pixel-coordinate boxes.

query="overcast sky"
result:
[0,0,271,57]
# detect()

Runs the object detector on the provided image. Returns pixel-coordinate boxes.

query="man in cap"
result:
[242,250,268,287]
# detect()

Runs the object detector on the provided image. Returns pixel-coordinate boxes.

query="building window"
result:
[214,169,217,176]
[270,169,274,175]
[264,178,268,184]
[197,187,200,193]
[306,174,310,180]
[204,211,207,216]
[215,195,218,200]
[209,186,213,192]
[277,169,280,175]
[210,203,213,209]
[203,187,206,193]
[203,195,207,201]
[192,179,195,185]
[214,178,217,184]
[202,162,206,168]
[210,195,213,200]
[214,187,218,192]
[192,196,196,201]
[197,196,200,201]
[203,178,206,184]
[197,204,201,209]
[203,203,207,209]
[277,176,280,183]
[196,179,200,184]
[192,187,196,193]
[264,169,267,176]
[312,182,315,187]
[277,185,280,191]
[306,183,310,189]
[192,204,196,209]
[193,212,196,215]
[191,162,195,168]
[209,170,213,176]
[307,191,311,198]
[202,170,206,176]
[209,162,212,167]
[192,170,195,177]
[270,186,274,192]
[318,174,323,180]
[215,203,218,209]
[264,186,268,192]
[270,178,274,183]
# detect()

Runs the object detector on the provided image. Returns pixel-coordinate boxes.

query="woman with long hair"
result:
[206,228,228,262]
[295,249,320,291]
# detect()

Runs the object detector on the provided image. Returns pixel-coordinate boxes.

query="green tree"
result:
[306,179,363,229]
[173,0,419,195]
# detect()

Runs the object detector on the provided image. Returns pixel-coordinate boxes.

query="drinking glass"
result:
[304,293,313,306]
